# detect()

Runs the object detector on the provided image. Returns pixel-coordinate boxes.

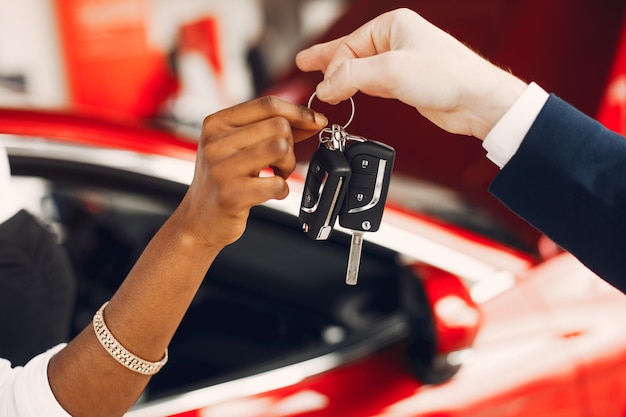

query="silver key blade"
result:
[346,231,364,285]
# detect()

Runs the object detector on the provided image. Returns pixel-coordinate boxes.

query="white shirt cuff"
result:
[0,344,71,417]
[482,82,550,168]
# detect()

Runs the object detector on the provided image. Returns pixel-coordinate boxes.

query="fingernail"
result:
[314,112,328,126]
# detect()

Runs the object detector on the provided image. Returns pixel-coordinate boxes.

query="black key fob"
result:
[299,146,352,240]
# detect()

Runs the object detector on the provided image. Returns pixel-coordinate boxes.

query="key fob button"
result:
[302,173,322,210]
[309,158,326,181]
[302,186,317,209]
[346,187,373,210]
[350,154,379,174]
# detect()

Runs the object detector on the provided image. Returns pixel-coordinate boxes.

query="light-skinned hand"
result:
[296,8,527,139]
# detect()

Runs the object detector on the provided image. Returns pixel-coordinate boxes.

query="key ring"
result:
[307,92,355,130]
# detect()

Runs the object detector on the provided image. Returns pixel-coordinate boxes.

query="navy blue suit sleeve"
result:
[489,94,626,292]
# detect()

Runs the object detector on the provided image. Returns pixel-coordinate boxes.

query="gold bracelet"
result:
[92,301,168,376]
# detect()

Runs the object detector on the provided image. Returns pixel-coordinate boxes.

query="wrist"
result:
[167,196,241,253]
[165,211,226,255]
[468,66,528,140]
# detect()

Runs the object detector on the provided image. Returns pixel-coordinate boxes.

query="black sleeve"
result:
[489,94,626,293]
[0,210,76,366]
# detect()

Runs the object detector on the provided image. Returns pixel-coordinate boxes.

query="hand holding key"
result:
[190,96,327,248]
[299,96,395,285]
[296,8,527,140]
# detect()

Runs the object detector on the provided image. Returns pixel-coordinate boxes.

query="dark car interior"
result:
[9,151,437,401]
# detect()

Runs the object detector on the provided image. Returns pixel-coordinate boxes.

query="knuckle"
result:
[394,8,420,26]
[268,176,289,199]
[275,180,290,199]
[201,112,219,131]
[201,139,221,161]
[266,134,291,159]
[258,95,283,113]
[275,137,290,155]
[200,115,228,145]
[267,138,296,179]
[271,116,291,135]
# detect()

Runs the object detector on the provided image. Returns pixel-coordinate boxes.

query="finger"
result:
[291,119,327,143]
[205,114,319,168]
[205,96,326,139]
[251,134,297,180]
[322,30,383,81]
[247,176,291,203]
[315,53,400,104]
[296,37,347,72]
[208,116,294,157]
[220,133,296,180]
[298,13,392,80]
[220,175,290,211]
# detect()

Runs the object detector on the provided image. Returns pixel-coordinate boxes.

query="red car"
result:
[3,1,626,414]
[1,100,625,417]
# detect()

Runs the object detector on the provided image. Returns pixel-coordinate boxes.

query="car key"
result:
[339,139,395,285]
[299,143,352,240]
